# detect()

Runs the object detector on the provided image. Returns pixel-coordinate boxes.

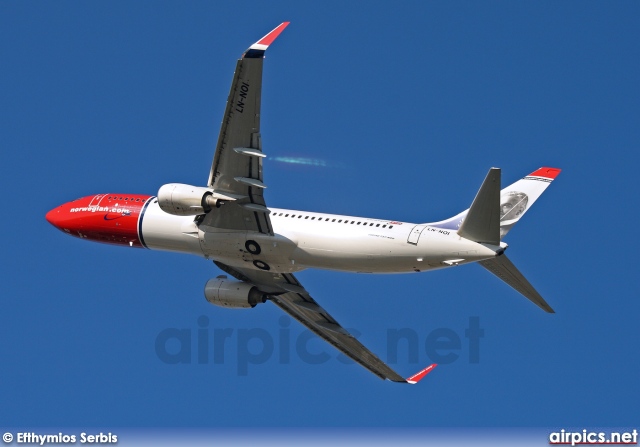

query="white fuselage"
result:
[139,201,498,274]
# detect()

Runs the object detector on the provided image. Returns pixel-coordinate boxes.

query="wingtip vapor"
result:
[405,364,437,385]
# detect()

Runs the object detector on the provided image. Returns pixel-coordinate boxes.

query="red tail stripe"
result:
[528,167,561,179]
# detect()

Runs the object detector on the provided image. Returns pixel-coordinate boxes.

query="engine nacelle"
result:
[204,276,266,309]
[157,183,219,216]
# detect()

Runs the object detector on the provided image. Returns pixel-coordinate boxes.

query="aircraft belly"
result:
[289,231,425,273]
[287,227,496,273]
[200,229,301,273]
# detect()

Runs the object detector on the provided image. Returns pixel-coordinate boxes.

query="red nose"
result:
[45,206,63,228]
[45,194,150,248]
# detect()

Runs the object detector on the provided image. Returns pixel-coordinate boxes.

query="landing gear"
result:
[253,260,270,270]
[245,240,261,255]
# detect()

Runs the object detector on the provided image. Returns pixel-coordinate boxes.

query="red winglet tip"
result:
[529,167,561,180]
[406,363,437,384]
[256,22,290,47]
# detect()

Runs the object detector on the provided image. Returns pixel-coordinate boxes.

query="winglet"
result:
[244,22,290,58]
[405,363,437,384]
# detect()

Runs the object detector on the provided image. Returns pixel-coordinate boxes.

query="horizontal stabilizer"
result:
[458,168,501,245]
[479,254,554,313]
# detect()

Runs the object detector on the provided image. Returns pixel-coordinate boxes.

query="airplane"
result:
[45,22,560,384]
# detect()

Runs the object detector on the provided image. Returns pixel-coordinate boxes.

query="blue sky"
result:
[1,0,638,429]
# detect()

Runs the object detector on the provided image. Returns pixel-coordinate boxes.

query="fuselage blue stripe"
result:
[243,49,265,59]
[138,196,154,249]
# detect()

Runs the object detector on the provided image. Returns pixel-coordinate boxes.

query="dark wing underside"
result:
[215,261,412,382]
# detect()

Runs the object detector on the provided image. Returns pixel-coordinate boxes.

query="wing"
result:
[204,24,435,384]
[214,261,436,383]
[203,23,289,235]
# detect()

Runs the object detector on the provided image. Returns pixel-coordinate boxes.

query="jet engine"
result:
[157,183,220,216]
[204,276,266,308]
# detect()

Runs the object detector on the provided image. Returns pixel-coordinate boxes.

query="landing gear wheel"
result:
[253,260,270,270]
[245,240,261,255]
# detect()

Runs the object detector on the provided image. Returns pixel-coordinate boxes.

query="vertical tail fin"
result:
[430,167,561,240]
[497,167,561,239]
[457,168,501,245]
